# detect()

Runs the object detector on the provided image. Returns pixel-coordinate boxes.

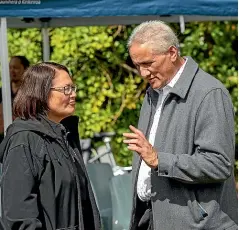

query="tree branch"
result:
[112,92,126,125]
[120,63,139,75]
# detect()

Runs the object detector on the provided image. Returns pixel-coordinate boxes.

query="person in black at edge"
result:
[0,56,30,141]
[0,62,101,230]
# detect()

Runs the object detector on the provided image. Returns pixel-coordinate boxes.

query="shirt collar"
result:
[154,58,188,95]
[166,58,188,88]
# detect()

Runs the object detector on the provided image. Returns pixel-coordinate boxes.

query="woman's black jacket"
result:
[0,115,101,230]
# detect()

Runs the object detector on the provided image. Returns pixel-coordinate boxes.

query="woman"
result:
[9,55,30,96]
[0,56,30,140]
[0,62,101,230]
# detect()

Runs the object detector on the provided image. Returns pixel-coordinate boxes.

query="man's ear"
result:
[168,46,178,62]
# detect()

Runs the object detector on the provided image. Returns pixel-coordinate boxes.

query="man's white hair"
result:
[127,20,179,54]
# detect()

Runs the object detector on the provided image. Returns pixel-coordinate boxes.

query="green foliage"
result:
[0,28,42,83]
[8,28,42,64]
[4,22,237,167]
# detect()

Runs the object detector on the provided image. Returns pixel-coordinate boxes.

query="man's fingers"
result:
[123,139,141,146]
[129,125,145,138]
[123,132,138,139]
[123,125,145,140]
[127,144,141,153]
[123,126,149,155]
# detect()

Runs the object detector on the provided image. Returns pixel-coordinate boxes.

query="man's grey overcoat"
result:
[130,57,238,230]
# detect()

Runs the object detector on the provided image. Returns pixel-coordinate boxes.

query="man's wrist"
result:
[151,158,158,169]
[149,146,159,168]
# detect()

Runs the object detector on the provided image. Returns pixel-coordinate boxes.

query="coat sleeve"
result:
[157,88,235,184]
[1,144,42,229]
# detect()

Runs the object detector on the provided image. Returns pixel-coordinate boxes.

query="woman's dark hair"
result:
[11,56,30,69]
[13,62,70,119]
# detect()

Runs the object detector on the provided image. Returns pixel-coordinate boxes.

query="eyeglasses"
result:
[50,85,77,95]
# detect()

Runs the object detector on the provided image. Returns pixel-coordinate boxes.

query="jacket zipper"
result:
[69,141,102,230]
[63,134,101,230]
[61,133,84,230]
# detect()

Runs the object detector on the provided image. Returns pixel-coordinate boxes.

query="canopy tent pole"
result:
[179,15,185,33]
[41,22,50,61]
[0,18,12,134]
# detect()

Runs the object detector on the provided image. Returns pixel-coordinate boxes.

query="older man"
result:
[123,21,237,230]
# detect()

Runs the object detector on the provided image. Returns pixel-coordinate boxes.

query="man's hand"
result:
[123,125,158,168]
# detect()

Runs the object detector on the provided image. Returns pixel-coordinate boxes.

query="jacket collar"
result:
[147,56,199,99]
[38,115,66,139]
[0,115,80,163]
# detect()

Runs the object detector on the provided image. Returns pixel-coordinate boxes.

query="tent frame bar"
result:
[0,18,12,135]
